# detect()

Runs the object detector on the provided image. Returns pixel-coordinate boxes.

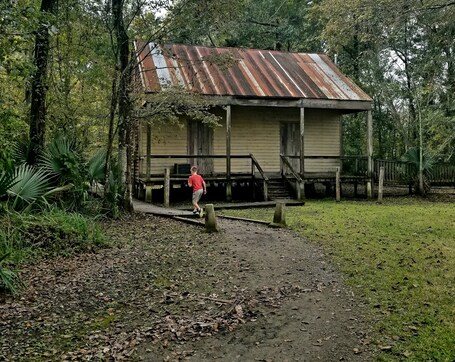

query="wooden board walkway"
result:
[133,199,303,227]
[133,200,205,227]
[134,200,303,216]
[175,200,304,210]
[134,200,195,217]
[133,200,205,226]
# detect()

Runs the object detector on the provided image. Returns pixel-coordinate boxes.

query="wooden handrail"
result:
[141,154,252,159]
[250,153,269,181]
[280,155,303,183]
[341,155,368,159]
[285,155,342,159]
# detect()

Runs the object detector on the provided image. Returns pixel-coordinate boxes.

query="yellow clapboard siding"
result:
[138,106,343,175]
[139,123,188,175]
[228,107,280,173]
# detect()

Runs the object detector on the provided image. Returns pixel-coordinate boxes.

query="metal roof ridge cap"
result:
[157,42,334,57]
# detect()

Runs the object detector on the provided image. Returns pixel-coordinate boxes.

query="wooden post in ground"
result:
[226,105,232,201]
[164,168,170,208]
[270,202,286,228]
[378,166,384,204]
[205,204,220,232]
[335,167,341,202]
[366,110,373,198]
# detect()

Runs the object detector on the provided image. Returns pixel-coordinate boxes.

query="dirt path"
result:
[0,214,372,361]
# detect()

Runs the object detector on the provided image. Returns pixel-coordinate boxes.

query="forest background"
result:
[0,0,454,215]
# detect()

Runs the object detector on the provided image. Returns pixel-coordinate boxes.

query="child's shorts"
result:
[192,189,203,203]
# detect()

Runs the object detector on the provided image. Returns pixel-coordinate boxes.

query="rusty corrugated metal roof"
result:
[135,42,372,102]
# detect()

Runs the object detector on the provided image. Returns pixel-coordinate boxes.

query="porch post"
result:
[226,105,232,201]
[164,167,170,208]
[366,110,373,198]
[146,123,151,180]
[299,106,305,200]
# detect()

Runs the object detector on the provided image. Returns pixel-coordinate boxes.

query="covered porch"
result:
[134,99,374,204]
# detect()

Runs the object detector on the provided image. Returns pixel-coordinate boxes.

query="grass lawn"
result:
[222,197,455,361]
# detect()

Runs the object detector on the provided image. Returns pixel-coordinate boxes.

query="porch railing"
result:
[250,153,269,200]
[340,156,368,176]
[137,153,455,191]
[280,155,304,200]
[137,153,269,200]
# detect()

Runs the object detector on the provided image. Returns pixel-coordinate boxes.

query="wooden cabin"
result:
[133,42,374,203]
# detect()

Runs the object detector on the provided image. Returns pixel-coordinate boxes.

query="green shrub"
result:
[40,136,88,210]
[0,253,21,294]
[0,208,109,264]
[8,164,50,210]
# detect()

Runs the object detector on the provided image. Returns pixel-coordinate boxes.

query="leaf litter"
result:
[0,213,372,361]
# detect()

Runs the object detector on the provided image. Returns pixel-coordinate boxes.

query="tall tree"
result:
[167,0,322,52]
[316,0,455,162]
[28,0,57,164]
[112,0,134,211]
[0,1,34,159]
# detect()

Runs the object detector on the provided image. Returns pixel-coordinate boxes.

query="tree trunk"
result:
[28,0,57,164]
[443,27,454,113]
[112,0,133,212]
[104,73,119,194]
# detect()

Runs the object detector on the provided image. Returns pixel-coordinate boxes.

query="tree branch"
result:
[247,18,278,28]
[419,1,455,11]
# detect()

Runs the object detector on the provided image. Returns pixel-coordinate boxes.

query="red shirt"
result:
[188,174,204,192]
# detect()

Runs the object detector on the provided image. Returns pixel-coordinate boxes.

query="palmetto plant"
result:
[401,147,434,194]
[87,149,106,185]
[0,253,21,295]
[40,136,87,209]
[8,164,50,210]
[40,136,83,185]
[11,140,30,166]
[105,170,121,218]
[0,171,17,201]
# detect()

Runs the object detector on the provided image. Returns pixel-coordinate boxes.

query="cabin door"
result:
[280,122,300,172]
[188,120,214,175]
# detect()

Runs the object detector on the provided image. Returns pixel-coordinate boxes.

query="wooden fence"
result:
[431,164,455,186]
[373,159,413,184]
[341,156,455,186]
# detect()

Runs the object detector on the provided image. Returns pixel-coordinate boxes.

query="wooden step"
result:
[266,177,296,201]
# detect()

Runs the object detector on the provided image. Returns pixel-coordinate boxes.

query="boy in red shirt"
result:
[188,166,206,216]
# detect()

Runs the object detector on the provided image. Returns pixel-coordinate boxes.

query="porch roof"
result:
[134,42,372,110]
